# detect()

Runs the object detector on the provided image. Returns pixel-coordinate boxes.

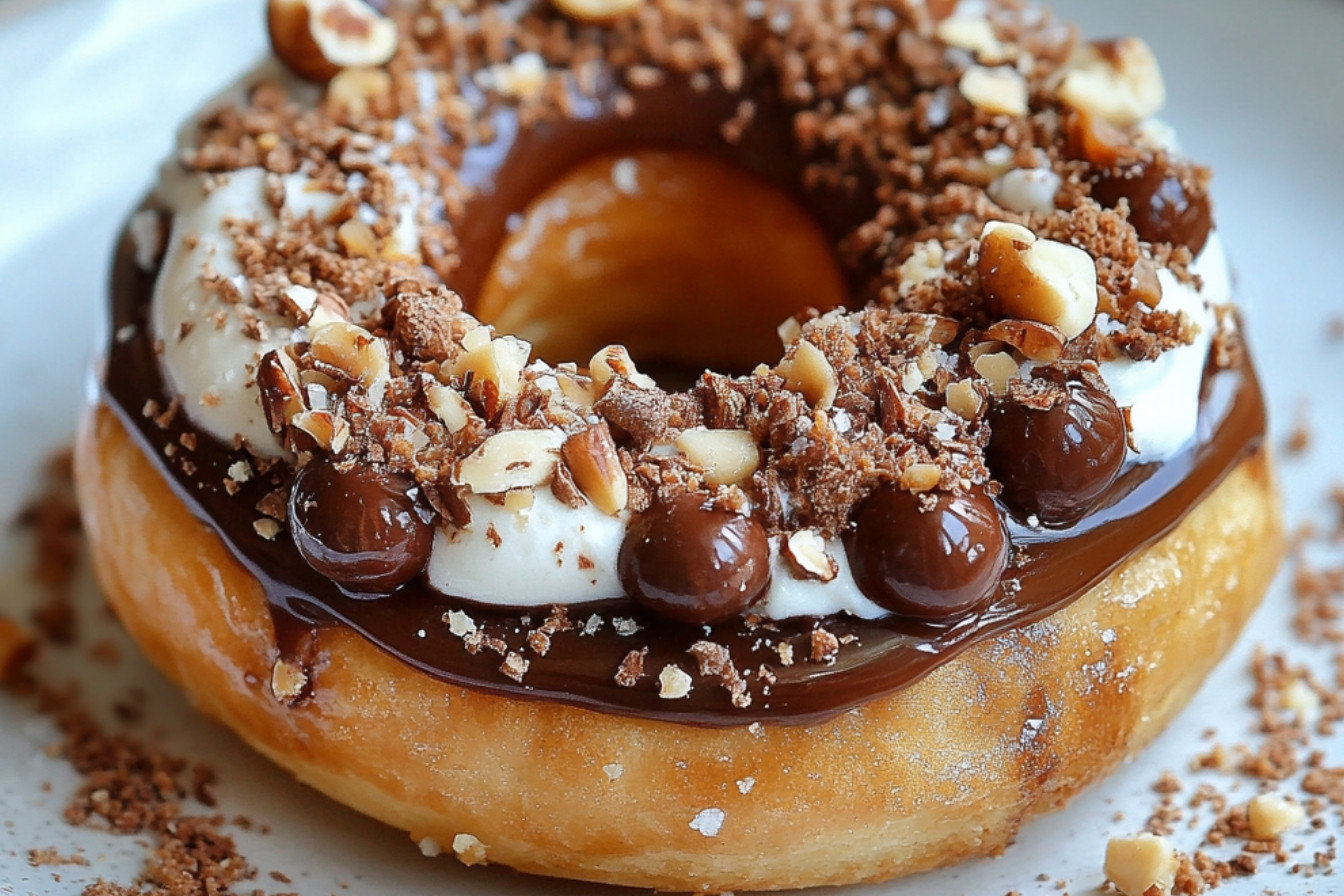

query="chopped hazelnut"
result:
[779,340,838,410]
[1059,37,1166,126]
[1247,793,1306,839]
[658,664,693,699]
[553,0,641,24]
[783,530,839,582]
[590,345,656,395]
[267,0,398,84]
[308,321,391,389]
[1104,833,1178,896]
[978,221,1099,340]
[451,833,488,867]
[972,351,1020,396]
[675,428,761,487]
[456,429,564,494]
[270,658,308,704]
[958,65,1029,116]
[561,423,629,515]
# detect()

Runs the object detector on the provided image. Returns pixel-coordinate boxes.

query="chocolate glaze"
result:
[104,223,1265,726]
[102,74,1266,726]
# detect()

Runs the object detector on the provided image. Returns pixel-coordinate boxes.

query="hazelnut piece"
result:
[267,0,398,84]
[978,221,1099,340]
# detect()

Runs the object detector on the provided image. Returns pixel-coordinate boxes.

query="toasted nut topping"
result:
[336,219,378,257]
[267,0,398,84]
[290,409,351,454]
[988,167,1061,216]
[1059,37,1165,126]
[456,429,564,495]
[1104,833,1178,896]
[978,221,1099,339]
[270,658,308,704]
[308,321,391,388]
[451,833,489,867]
[958,65,1029,116]
[779,340,838,410]
[783,529,839,582]
[426,384,475,433]
[554,365,596,408]
[452,335,531,406]
[983,319,1066,362]
[936,17,1008,63]
[590,345,656,394]
[776,316,803,347]
[1065,107,1143,168]
[561,423,629,515]
[658,664,693,699]
[899,462,943,493]
[945,379,985,420]
[675,428,761,487]
[257,349,307,434]
[327,66,393,116]
[553,0,641,24]
[972,351,1020,396]
[486,52,548,99]
[1247,794,1306,839]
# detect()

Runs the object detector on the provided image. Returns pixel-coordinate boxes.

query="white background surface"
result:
[1,0,1343,893]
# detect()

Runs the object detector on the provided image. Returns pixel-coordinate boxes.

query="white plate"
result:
[1,1,1342,893]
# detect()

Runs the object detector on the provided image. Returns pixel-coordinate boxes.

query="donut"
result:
[74,0,1282,889]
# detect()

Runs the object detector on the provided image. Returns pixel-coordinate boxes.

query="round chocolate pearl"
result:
[1091,163,1212,256]
[987,381,1128,526]
[618,495,771,625]
[846,486,1009,621]
[288,460,433,594]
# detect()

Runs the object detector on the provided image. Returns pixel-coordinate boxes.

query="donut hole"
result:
[474,149,849,383]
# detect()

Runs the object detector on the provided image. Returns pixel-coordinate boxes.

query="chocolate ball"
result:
[619,495,771,625]
[987,380,1128,526]
[1091,163,1212,256]
[846,486,1009,621]
[288,460,434,594]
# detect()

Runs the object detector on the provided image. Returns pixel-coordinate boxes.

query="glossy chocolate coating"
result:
[846,486,1010,621]
[289,460,433,593]
[619,495,771,625]
[987,381,1128,526]
[1091,163,1212,256]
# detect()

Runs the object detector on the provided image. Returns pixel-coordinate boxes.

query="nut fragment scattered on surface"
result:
[978,221,1099,339]
[658,664,693,699]
[1059,37,1165,126]
[675,428,761,487]
[945,380,984,420]
[327,66,393,116]
[899,462,943,493]
[561,423,629,514]
[270,658,308,704]
[779,340,838,410]
[457,429,564,494]
[958,65,1029,116]
[783,530,839,582]
[1246,793,1306,839]
[983,319,1067,362]
[267,0,399,84]
[451,833,488,867]
[1104,833,1178,896]
[553,0,641,24]
[426,384,475,433]
[936,17,1008,63]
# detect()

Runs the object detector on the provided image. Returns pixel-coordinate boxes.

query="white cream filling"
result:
[150,153,1231,623]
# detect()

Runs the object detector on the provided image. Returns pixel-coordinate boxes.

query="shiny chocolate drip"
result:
[102,81,1266,727]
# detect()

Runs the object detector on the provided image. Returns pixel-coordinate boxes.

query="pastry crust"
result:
[75,401,1282,891]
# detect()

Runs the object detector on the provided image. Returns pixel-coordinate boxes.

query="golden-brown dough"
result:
[74,402,1282,891]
